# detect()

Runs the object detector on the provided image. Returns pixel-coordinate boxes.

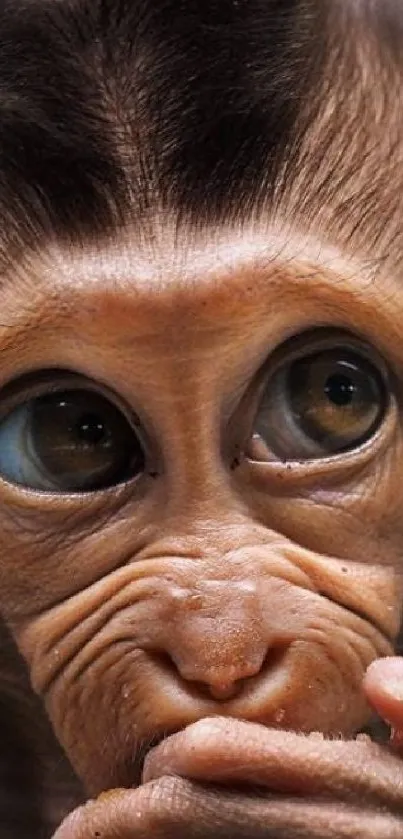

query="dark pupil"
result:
[324,374,355,407]
[74,412,107,445]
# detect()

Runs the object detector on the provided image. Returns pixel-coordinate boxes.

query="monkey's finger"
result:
[143,717,403,809]
[52,776,403,839]
[53,780,194,839]
[364,657,403,749]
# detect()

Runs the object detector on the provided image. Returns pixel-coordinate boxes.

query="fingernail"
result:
[385,680,403,702]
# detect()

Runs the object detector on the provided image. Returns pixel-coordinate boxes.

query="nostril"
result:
[155,644,288,702]
[206,681,242,701]
[152,649,250,700]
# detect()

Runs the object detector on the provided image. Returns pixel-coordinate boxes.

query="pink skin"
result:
[364,657,403,747]
[53,659,403,839]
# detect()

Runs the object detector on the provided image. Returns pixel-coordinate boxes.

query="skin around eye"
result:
[249,346,389,462]
[0,388,145,492]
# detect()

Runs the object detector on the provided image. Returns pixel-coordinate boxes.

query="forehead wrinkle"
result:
[0,198,401,344]
[0,223,402,392]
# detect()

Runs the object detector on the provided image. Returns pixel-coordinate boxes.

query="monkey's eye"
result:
[250,347,388,462]
[0,388,145,492]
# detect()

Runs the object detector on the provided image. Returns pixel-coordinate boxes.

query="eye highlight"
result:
[0,384,145,492]
[249,343,389,463]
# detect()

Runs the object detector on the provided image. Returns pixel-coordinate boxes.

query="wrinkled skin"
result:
[1,1,403,837]
[1,231,403,839]
[50,660,403,839]
[52,666,403,839]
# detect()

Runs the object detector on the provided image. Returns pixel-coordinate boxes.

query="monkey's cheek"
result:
[236,640,373,736]
[53,778,403,839]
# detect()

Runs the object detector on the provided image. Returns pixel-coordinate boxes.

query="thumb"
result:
[363,657,403,749]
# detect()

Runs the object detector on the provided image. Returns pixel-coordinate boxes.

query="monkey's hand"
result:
[365,656,403,750]
[54,712,403,839]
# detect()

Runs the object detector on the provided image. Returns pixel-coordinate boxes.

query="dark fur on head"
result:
[0,1,401,263]
[0,3,347,247]
[0,3,401,833]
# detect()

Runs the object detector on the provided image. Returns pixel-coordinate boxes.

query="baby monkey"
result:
[0,0,403,837]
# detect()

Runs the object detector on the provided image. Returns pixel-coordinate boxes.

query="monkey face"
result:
[0,230,400,793]
[0,2,403,833]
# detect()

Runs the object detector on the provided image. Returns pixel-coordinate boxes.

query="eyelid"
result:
[258,328,391,388]
[245,402,397,491]
[0,369,143,430]
[0,372,151,496]
[246,328,394,468]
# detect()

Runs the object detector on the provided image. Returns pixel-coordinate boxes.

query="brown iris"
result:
[0,388,145,492]
[252,348,388,461]
[29,390,145,491]
[288,351,384,449]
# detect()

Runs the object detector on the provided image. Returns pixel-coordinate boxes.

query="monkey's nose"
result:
[169,650,270,700]
[205,681,245,701]
[161,580,272,701]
